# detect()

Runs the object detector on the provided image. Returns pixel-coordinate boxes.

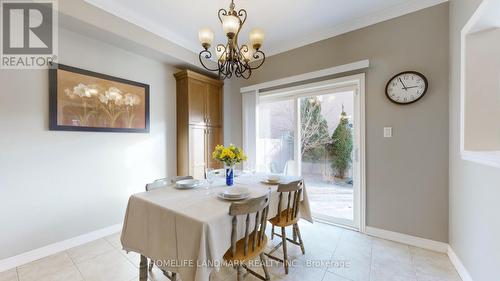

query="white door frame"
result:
[242,72,366,232]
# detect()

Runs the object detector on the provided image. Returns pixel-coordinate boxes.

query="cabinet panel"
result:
[175,70,223,179]
[189,126,207,179]
[188,79,207,125]
[206,127,223,169]
[206,84,222,127]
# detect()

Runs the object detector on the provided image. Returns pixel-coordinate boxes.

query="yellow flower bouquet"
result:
[212,144,247,186]
[212,144,247,166]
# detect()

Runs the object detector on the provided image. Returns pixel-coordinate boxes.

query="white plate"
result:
[217,192,250,201]
[222,187,249,198]
[175,179,201,189]
[260,179,282,185]
[267,175,282,182]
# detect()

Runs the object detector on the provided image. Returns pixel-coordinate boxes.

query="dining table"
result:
[120,173,313,281]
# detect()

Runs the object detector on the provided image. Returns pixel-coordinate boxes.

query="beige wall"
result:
[465,28,500,151]
[226,4,450,242]
[0,28,177,259]
[449,0,500,280]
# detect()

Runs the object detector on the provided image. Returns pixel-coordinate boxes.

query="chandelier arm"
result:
[234,60,243,77]
[249,50,266,70]
[198,50,220,72]
[237,9,247,28]
[218,9,228,24]
[241,66,251,79]
[237,59,252,79]
[220,61,230,77]
[224,61,231,79]
[238,61,251,79]
[217,44,228,62]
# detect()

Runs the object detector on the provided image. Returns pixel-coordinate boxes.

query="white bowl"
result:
[267,175,281,183]
[222,187,250,198]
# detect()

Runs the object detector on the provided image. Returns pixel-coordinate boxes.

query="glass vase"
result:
[225,164,234,186]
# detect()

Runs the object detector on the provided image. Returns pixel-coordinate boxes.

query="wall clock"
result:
[385,71,428,105]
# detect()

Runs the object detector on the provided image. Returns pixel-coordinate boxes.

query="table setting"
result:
[120,145,312,281]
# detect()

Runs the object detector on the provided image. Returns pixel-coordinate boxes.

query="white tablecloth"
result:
[120,174,313,281]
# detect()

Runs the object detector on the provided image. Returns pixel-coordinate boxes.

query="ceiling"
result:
[84,0,447,57]
[471,0,500,33]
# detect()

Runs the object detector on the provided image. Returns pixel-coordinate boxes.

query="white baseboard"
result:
[447,246,474,281]
[365,226,448,253]
[0,224,122,272]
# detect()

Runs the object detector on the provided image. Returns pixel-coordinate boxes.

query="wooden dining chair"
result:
[144,175,192,281]
[223,193,271,281]
[266,180,305,274]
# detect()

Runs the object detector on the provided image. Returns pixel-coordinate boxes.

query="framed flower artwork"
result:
[49,63,150,133]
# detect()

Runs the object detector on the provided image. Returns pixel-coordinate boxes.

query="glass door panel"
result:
[299,92,356,227]
[257,99,296,174]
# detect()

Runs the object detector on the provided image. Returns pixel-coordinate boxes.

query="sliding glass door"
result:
[256,83,361,229]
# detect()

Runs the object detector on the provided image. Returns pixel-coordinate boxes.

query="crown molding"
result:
[265,0,448,56]
[84,0,448,58]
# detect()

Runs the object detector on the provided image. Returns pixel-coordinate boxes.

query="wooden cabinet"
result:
[175,70,223,178]
[187,79,207,125]
[206,84,222,127]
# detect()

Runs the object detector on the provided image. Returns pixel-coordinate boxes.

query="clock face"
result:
[386,71,428,104]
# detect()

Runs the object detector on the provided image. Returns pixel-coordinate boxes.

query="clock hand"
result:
[398,78,408,90]
[405,86,419,89]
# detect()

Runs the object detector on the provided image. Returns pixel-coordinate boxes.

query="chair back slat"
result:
[286,192,292,221]
[277,192,283,220]
[259,204,269,242]
[276,180,303,223]
[244,214,250,256]
[252,211,259,252]
[231,216,237,257]
[292,191,297,217]
[229,193,270,258]
[294,189,302,218]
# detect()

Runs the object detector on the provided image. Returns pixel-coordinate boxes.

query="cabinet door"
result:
[188,79,207,125]
[189,126,207,179]
[206,84,222,127]
[206,127,223,169]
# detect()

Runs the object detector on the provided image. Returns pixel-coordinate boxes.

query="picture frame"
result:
[49,63,150,133]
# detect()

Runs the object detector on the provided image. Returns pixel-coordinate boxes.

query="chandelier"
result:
[198,0,265,80]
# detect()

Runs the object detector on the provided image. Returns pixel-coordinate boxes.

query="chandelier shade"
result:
[198,0,266,79]
[198,28,214,49]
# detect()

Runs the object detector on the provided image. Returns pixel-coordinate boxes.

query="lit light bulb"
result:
[222,15,240,38]
[249,28,265,50]
[198,28,214,49]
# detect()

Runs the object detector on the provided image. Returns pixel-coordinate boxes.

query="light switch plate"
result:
[384,127,392,138]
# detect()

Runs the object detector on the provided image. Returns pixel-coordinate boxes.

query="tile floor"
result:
[0,222,462,281]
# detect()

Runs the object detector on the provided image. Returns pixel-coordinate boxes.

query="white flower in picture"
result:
[105,87,123,101]
[72,83,99,98]
[98,94,109,104]
[73,83,88,97]
[86,85,99,97]
[124,93,141,107]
